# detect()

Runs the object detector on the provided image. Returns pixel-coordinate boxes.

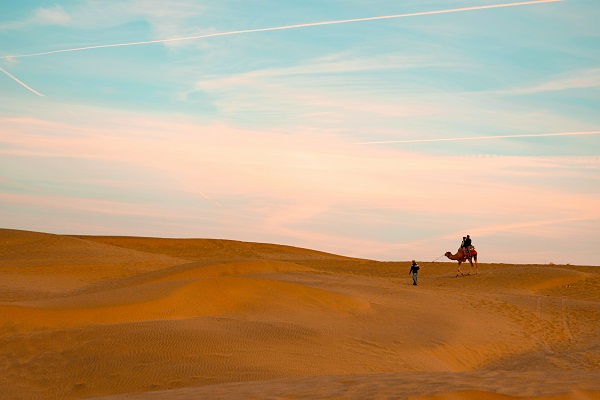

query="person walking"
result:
[409,260,420,286]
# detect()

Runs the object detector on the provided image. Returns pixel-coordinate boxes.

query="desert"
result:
[0,228,599,400]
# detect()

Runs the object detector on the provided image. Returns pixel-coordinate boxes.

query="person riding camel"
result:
[462,235,472,259]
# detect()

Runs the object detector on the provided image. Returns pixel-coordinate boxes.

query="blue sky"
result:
[1,0,599,265]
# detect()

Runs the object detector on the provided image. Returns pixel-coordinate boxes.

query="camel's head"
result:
[444,252,451,257]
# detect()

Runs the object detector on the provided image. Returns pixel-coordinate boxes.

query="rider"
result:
[462,235,472,258]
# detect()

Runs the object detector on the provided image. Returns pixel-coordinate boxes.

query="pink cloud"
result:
[2,108,598,263]
[0,192,182,220]
[2,112,597,218]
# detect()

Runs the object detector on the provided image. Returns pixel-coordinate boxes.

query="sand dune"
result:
[0,229,599,399]
[0,230,188,301]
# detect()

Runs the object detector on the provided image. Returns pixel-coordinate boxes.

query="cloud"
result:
[33,5,71,25]
[187,52,450,128]
[503,68,600,95]
[355,213,600,262]
[0,5,70,30]
[195,53,439,87]
[0,192,175,219]
[2,110,597,215]
[1,107,598,262]
[4,0,562,59]
[1,1,205,43]
[457,214,600,239]
[355,130,600,145]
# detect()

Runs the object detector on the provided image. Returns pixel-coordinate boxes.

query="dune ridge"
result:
[0,229,599,399]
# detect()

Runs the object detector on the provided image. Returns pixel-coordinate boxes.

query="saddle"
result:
[461,246,476,259]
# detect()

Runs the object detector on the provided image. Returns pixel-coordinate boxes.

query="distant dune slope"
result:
[0,229,599,400]
[71,235,354,261]
[0,229,189,301]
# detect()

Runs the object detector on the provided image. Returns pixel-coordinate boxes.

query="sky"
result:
[1,0,599,265]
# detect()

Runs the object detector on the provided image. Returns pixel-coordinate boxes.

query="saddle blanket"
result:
[464,246,477,256]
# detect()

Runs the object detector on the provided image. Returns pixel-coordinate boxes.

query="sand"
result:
[0,229,598,400]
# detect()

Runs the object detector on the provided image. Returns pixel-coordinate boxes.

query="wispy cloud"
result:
[2,0,562,59]
[355,130,600,145]
[195,53,441,86]
[1,107,598,262]
[0,192,178,219]
[503,68,600,95]
[454,214,600,240]
[0,5,70,30]
[356,212,600,262]
[2,110,597,212]
[33,5,71,25]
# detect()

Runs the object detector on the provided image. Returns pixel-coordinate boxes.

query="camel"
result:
[445,247,478,277]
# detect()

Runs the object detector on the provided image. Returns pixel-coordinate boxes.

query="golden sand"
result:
[0,229,598,399]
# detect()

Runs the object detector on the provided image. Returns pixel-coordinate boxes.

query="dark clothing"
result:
[462,237,472,258]
[409,263,420,285]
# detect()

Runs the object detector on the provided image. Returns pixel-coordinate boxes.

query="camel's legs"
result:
[456,263,464,277]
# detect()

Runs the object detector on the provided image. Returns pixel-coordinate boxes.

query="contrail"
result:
[355,131,600,145]
[2,0,561,59]
[0,66,45,97]
[199,191,223,208]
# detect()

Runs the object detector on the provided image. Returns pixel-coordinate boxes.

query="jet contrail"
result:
[355,130,600,145]
[0,66,45,97]
[2,0,561,59]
